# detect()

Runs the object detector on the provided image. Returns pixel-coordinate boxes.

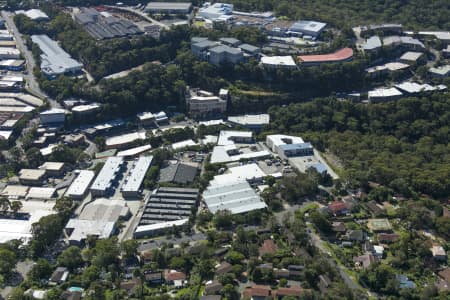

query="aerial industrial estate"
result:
[0,1,449,300]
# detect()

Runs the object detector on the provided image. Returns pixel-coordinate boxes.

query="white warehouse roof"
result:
[90,156,124,192]
[217,130,253,146]
[227,114,270,126]
[121,156,153,194]
[66,170,95,198]
[261,56,296,67]
[105,131,146,147]
[210,163,267,186]
[203,181,267,214]
[31,35,83,76]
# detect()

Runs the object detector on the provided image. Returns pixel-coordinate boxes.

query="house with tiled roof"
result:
[259,239,277,256]
[328,201,349,216]
[242,285,271,300]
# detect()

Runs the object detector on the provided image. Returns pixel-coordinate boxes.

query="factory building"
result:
[90,156,125,197]
[144,2,193,14]
[121,156,153,198]
[31,35,83,78]
[203,181,267,214]
[66,170,96,200]
[134,187,199,237]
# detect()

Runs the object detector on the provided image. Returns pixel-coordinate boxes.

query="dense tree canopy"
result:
[266,94,450,198]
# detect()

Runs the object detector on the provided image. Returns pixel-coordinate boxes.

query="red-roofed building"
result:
[298,48,353,66]
[242,285,271,300]
[164,270,187,287]
[273,286,304,298]
[259,239,277,256]
[328,201,349,216]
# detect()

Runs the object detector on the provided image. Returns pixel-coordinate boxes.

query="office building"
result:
[66,170,95,200]
[227,114,269,130]
[26,187,57,200]
[289,20,327,38]
[260,56,297,69]
[19,169,46,186]
[121,156,153,198]
[31,35,83,78]
[209,45,244,65]
[71,103,101,117]
[137,112,156,126]
[186,88,227,118]
[191,39,219,60]
[39,108,66,125]
[90,156,125,196]
[38,162,65,177]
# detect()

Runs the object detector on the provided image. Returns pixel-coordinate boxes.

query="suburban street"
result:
[1,10,60,108]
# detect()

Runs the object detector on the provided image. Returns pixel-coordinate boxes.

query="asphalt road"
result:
[1,10,60,108]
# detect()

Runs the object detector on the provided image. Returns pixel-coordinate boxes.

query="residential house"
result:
[377,233,399,243]
[328,201,349,216]
[274,268,290,279]
[204,280,223,295]
[365,200,385,216]
[287,265,304,277]
[346,229,365,242]
[164,270,187,288]
[353,253,376,269]
[373,245,384,258]
[201,296,222,300]
[144,271,163,284]
[215,261,233,276]
[332,222,346,233]
[273,286,304,299]
[259,239,277,256]
[431,245,447,261]
[49,267,69,285]
[61,290,82,300]
[120,278,141,296]
[242,285,271,300]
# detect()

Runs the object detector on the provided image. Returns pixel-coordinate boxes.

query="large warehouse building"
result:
[203,181,267,214]
[31,35,83,78]
[144,2,193,14]
[121,156,153,198]
[90,156,125,197]
[66,170,95,199]
[134,187,198,237]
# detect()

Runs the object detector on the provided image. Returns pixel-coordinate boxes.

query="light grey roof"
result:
[31,35,82,76]
[90,156,124,192]
[238,43,260,53]
[219,37,241,45]
[363,36,382,50]
[121,156,153,193]
[66,170,95,198]
[209,45,242,55]
[290,20,327,33]
[203,181,267,214]
[145,2,192,10]
[193,40,218,49]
